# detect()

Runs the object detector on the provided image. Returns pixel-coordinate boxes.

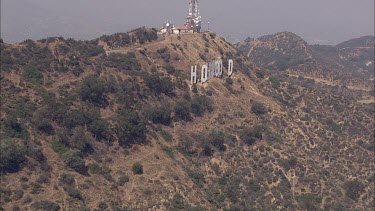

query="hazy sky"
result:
[1,0,374,44]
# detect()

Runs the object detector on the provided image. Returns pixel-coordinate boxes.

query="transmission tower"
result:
[186,0,202,32]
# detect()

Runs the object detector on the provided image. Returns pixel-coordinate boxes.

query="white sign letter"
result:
[190,65,197,85]
[228,59,233,76]
[208,61,215,80]
[215,60,223,77]
[201,64,208,83]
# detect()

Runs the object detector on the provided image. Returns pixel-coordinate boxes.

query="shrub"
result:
[59,174,75,186]
[225,78,233,85]
[22,64,44,85]
[68,127,94,155]
[191,95,213,116]
[199,53,206,61]
[188,170,205,187]
[209,33,216,39]
[205,87,214,96]
[248,180,261,192]
[0,139,26,173]
[134,28,157,44]
[3,116,30,139]
[36,119,54,135]
[79,75,108,107]
[240,125,263,145]
[157,47,168,54]
[147,106,172,125]
[88,163,111,176]
[99,33,130,48]
[104,52,141,71]
[0,187,11,203]
[202,144,214,156]
[144,73,175,96]
[161,145,174,158]
[22,195,32,205]
[160,130,172,142]
[175,99,191,121]
[51,141,68,155]
[280,157,298,171]
[117,175,129,186]
[13,189,24,201]
[295,194,322,210]
[269,76,281,89]
[251,101,267,116]
[157,47,170,63]
[132,162,143,174]
[64,186,83,200]
[61,150,87,174]
[0,49,13,72]
[98,201,108,210]
[30,182,43,194]
[343,180,365,201]
[326,118,341,133]
[210,130,226,151]
[36,172,50,184]
[172,193,185,209]
[116,109,146,146]
[164,65,176,74]
[31,200,60,211]
[88,118,110,141]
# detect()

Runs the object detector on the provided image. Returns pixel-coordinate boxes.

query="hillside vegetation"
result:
[1,28,374,210]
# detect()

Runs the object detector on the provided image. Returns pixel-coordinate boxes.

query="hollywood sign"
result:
[190,59,234,85]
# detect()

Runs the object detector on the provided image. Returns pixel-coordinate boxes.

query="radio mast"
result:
[186,0,202,32]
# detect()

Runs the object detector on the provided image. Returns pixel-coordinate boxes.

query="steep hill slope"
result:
[1,28,374,210]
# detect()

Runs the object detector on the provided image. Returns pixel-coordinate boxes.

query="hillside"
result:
[235,33,374,91]
[1,28,374,210]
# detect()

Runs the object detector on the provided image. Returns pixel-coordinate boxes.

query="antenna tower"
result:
[186,0,202,32]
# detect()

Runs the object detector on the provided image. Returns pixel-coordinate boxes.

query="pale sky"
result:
[1,0,374,44]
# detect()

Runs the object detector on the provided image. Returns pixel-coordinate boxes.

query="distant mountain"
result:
[236,32,374,89]
[235,32,312,71]
[336,35,375,48]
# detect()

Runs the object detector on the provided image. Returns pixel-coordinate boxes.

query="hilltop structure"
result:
[159,0,202,35]
[186,0,202,32]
